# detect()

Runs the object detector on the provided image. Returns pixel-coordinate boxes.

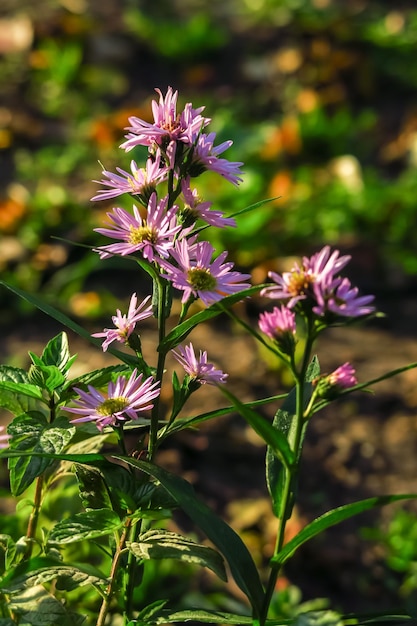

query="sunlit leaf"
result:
[129,529,226,581]
[273,494,417,567]
[47,508,122,544]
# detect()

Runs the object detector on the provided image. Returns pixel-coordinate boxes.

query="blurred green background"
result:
[1,0,417,321]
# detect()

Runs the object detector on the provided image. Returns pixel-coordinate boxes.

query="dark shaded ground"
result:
[1,279,417,618]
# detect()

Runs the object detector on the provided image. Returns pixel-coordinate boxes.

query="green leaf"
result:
[74,464,113,512]
[160,285,266,352]
[129,529,227,581]
[0,281,138,367]
[0,556,105,593]
[65,364,132,392]
[132,609,255,624]
[293,611,343,626]
[272,494,417,567]
[48,508,122,544]
[113,456,264,618]
[28,364,66,393]
[266,356,320,518]
[218,385,295,468]
[0,366,41,416]
[8,414,75,496]
[8,584,84,625]
[0,535,16,572]
[39,332,75,374]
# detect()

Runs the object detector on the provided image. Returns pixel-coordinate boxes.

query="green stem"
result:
[148,278,168,460]
[260,322,316,625]
[23,474,44,559]
[97,519,132,626]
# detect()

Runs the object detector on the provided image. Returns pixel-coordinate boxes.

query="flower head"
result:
[188,132,244,185]
[0,425,10,449]
[328,362,357,389]
[258,306,296,354]
[92,293,153,352]
[172,342,228,385]
[121,87,210,152]
[179,179,236,228]
[313,276,375,318]
[91,151,169,202]
[160,239,251,306]
[261,245,375,320]
[64,369,160,431]
[95,194,181,262]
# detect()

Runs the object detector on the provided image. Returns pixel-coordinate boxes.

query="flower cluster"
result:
[68,88,246,430]
[260,245,375,322]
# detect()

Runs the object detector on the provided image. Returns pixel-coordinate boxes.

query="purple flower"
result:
[313,276,375,318]
[92,293,153,352]
[64,369,160,431]
[259,306,296,340]
[188,132,244,185]
[160,239,251,306]
[172,343,228,385]
[120,87,210,152]
[0,425,10,449]
[91,151,169,202]
[261,245,375,320]
[328,362,357,389]
[94,193,181,262]
[179,179,236,228]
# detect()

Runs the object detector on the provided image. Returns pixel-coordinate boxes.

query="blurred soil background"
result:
[1,0,417,619]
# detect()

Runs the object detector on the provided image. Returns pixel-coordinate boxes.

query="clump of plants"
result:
[0,88,416,626]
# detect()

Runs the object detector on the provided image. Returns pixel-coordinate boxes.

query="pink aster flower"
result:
[313,276,375,318]
[259,306,296,340]
[64,369,160,431]
[92,293,153,352]
[179,178,236,228]
[328,362,357,389]
[121,86,210,151]
[91,151,169,202]
[188,132,244,185]
[172,342,228,385]
[160,239,251,306]
[0,425,10,449]
[261,246,375,320]
[94,193,181,262]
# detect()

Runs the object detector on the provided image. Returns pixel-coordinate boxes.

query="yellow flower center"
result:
[287,270,314,296]
[187,268,217,292]
[128,225,157,245]
[97,397,129,416]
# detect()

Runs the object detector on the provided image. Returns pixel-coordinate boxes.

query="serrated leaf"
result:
[74,464,112,512]
[266,356,320,519]
[0,535,16,571]
[129,529,226,581]
[8,584,84,625]
[114,456,264,618]
[0,366,40,416]
[273,494,417,567]
[40,332,74,373]
[1,556,105,593]
[8,414,75,496]
[48,508,122,544]
[28,364,66,393]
